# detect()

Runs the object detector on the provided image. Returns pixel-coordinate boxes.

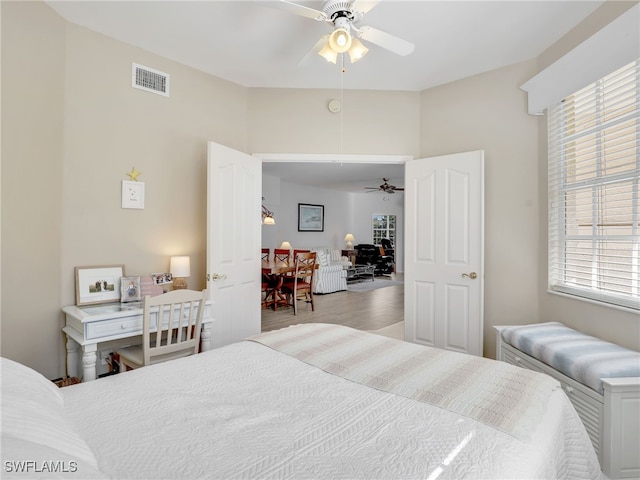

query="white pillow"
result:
[1,358,102,472]
[315,249,329,266]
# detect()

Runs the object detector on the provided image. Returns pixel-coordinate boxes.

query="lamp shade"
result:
[318,42,338,64]
[329,28,352,53]
[344,234,355,249]
[263,216,275,225]
[170,256,191,278]
[279,241,292,250]
[348,37,369,63]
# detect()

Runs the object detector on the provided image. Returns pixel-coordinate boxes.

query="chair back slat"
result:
[141,289,208,366]
[294,251,316,285]
[261,248,270,262]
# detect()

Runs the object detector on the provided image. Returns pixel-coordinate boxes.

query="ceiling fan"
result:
[277,0,415,65]
[364,178,404,194]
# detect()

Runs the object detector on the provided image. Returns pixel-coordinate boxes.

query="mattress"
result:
[59,324,603,480]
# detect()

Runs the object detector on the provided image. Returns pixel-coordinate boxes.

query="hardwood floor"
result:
[261,274,404,333]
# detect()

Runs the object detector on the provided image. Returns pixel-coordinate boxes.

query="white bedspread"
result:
[62,333,603,480]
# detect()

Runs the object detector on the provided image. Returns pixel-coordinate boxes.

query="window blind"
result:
[548,59,640,311]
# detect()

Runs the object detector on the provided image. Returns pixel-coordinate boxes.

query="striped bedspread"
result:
[250,323,560,442]
[501,322,640,394]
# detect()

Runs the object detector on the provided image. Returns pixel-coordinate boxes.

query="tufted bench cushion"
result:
[500,322,640,394]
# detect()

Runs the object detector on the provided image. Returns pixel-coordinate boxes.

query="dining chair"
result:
[261,248,271,307]
[273,248,291,266]
[281,251,317,315]
[117,289,208,372]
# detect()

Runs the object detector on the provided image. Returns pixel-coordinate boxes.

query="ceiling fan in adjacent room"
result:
[276,0,415,65]
[364,178,404,194]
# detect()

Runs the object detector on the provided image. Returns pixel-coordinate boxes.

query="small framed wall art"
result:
[120,276,141,303]
[298,203,324,232]
[122,181,145,209]
[75,265,125,306]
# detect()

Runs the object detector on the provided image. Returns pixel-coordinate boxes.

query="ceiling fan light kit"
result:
[280,0,414,66]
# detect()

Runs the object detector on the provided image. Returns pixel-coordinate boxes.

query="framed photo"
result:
[75,265,125,306]
[122,181,145,209]
[298,203,324,232]
[120,276,141,303]
[151,273,173,285]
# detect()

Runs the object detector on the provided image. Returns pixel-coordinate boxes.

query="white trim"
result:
[521,3,640,115]
[254,153,411,164]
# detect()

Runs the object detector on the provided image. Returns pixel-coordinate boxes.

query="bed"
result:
[2,323,603,479]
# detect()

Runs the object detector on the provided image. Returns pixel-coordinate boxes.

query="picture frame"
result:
[151,272,173,285]
[298,203,324,232]
[122,180,145,209]
[75,265,125,306]
[120,276,141,303]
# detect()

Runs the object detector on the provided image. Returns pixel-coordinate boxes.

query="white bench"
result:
[495,323,640,479]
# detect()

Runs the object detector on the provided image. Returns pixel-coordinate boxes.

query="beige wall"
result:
[1,2,248,378]
[420,60,541,359]
[248,88,420,155]
[1,1,66,376]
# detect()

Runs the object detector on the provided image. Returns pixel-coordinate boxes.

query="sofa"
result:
[310,247,351,294]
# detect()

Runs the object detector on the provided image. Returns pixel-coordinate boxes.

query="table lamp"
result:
[344,233,355,250]
[170,256,190,290]
[279,241,292,251]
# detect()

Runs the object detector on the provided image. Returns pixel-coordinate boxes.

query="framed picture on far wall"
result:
[298,203,324,232]
[75,265,125,306]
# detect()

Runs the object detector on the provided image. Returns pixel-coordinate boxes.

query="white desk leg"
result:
[201,323,212,352]
[81,344,98,382]
[65,336,80,378]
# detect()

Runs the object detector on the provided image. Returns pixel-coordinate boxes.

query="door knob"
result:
[207,273,227,281]
[461,272,477,279]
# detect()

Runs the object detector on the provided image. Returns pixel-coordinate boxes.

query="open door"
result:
[207,141,262,348]
[404,151,484,356]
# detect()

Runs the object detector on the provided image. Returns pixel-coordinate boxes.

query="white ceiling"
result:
[46,0,604,191]
[263,161,405,193]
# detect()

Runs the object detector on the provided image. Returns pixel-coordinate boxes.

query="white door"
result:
[207,141,261,348]
[404,151,484,356]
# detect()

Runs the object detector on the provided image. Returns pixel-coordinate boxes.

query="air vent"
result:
[132,63,169,97]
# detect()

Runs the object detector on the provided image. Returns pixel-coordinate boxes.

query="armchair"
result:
[355,244,394,275]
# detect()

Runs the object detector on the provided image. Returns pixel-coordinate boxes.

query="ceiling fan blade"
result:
[277,0,328,21]
[357,25,415,56]
[351,0,381,15]
[298,34,330,66]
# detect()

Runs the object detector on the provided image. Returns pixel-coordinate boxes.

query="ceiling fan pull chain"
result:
[340,54,345,154]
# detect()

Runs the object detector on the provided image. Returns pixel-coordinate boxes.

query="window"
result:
[372,214,396,246]
[548,59,639,311]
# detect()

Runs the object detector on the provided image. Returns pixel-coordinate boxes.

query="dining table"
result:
[261,261,318,310]
[261,261,295,310]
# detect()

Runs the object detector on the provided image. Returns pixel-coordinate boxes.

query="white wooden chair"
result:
[117,289,208,372]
